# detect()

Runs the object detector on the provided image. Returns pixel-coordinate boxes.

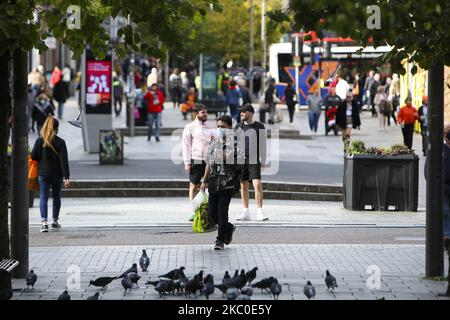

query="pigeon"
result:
[237,294,251,300]
[228,270,247,289]
[226,287,239,300]
[86,292,100,300]
[270,278,282,300]
[241,286,254,297]
[26,270,37,289]
[304,281,316,300]
[245,267,258,284]
[139,249,150,272]
[231,269,239,281]
[159,266,185,280]
[200,274,215,300]
[172,270,189,295]
[89,276,118,291]
[119,263,138,279]
[185,275,203,297]
[325,270,338,292]
[196,270,204,283]
[214,284,228,297]
[155,280,174,297]
[252,277,276,293]
[377,297,386,300]
[222,271,231,286]
[127,272,141,287]
[121,275,133,296]
[57,290,71,300]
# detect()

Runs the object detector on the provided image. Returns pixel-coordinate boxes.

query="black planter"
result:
[343,154,419,212]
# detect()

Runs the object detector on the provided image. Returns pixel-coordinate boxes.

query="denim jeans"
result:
[147,112,161,139]
[38,176,63,222]
[444,193,450,238]
[229,104,240,122]
[308,111,321,132]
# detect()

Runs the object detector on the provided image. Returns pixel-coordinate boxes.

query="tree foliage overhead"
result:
[268,0,450,73]
[175,0,290,65]
[0,0,222,60]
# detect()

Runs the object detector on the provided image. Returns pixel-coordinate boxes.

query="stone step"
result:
[69,180,342,194]
[58,188,342,202]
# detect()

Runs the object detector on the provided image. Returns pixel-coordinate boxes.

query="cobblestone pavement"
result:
[11,244,449,300]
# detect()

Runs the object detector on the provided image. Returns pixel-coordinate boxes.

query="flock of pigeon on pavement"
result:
[24,249,340,300]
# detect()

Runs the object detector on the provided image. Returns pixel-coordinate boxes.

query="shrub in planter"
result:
[344,140,418,212]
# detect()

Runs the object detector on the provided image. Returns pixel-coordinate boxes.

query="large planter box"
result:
[343,154,419,212]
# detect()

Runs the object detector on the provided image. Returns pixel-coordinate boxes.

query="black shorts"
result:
[241,164,262,182]
[189,160,206,185]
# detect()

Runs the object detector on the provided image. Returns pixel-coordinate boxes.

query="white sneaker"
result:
[236,209,251,221]
[255,208,269,221]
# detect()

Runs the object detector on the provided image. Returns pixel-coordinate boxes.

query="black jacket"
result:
[284,85,296,105]
[31,136,70,179]
[206,139,243,194]
[418,104,427,130]
[445,144,450,195]
[336,100,361,129]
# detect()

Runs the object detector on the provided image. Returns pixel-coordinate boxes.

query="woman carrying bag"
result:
[31,116,70,233]
[200,115,243,250]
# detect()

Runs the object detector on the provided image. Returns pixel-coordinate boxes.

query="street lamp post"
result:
[260,0,267,98]
[249,0,254,98]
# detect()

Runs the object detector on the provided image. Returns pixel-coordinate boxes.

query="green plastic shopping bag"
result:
[192,191,217,233]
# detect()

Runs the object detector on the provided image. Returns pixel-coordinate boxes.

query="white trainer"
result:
[236,209,251,221]
[255,208,269,221]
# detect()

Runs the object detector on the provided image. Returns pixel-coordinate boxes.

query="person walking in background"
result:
[52,77,68,120]
[49,66,62,89]
[238,79,252,106]
[418,96,428,156]
[336,92,361,152]
[32,92,55,134]
[146,67,158,88]
[369,73,380,117]
[389,74,401,125]
[397,97,419,150]
[112,72,124,117]
[62,64,72,97]
[306,87,322,134]
[181,87,196,120]
[374,86,388,130]
[180,71,190,102]
[144,83,165,142]
[200,115,242,250]
[31,117,70,233]
[225,80,242,124]
[352,73,362,109]
[235,104,268,221]
[264,81,277,125]
[182,104,216,222]
[323,86,341,135]
[169,68,182,108]
[284,81,297,124]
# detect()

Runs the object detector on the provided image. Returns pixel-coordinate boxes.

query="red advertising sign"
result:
[85,60,112,114]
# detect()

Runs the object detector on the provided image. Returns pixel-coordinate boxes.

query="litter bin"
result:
[343,154,419,211]
[99,130,124,165]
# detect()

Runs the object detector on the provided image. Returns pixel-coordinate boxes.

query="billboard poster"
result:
[85,60,112,114]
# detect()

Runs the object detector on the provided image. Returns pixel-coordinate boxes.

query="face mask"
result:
[216,128,227,138]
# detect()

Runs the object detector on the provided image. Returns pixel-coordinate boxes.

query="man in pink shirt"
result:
[182,104,215,221]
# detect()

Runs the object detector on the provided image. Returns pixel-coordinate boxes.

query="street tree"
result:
[268,0,449,277]
[0,0,221,262]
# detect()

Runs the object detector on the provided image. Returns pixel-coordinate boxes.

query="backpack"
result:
[379,99,392,116]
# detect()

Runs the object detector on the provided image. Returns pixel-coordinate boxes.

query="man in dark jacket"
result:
[336,92,361,152]
[323,87,342,135]
[418,96,428,156]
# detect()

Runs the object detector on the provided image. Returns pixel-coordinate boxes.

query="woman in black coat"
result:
[336,92,361,151]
